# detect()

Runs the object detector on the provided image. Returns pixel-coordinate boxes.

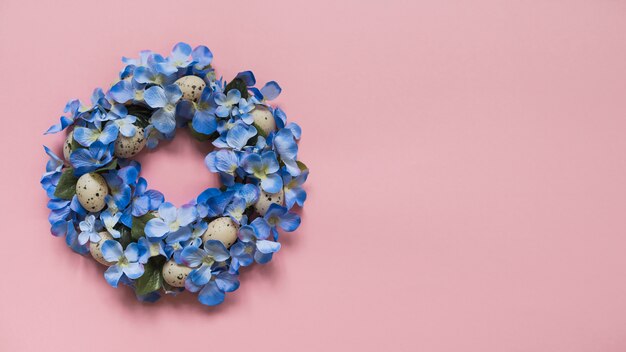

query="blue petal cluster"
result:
[41,43,308,306]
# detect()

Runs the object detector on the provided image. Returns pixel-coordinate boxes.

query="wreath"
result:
[41,42,308,306]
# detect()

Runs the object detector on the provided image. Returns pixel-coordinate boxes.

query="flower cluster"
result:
[41,43,308,306]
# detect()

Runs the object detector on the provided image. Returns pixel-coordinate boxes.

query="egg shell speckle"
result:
[114,127,146,158]
[63,131,74,161]
[202,217,239,248]
[162,260,193,287]
[76,173,108,212]
[174,75,206,102]
[251,105,276,136]
[89,231,115,266]
[254,188,284,216]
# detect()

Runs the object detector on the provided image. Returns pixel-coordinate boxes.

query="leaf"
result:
[224,77,249,99]
[131,213,155,241]
[70,134,82,150]
[135,257,165,296]
[296,161,309,172]
[94,159,118,172]
[252,123,267,138]
[116,225,132,248]
[53,167,79,200]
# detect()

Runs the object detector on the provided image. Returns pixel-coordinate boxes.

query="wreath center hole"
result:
[134,128,219,207]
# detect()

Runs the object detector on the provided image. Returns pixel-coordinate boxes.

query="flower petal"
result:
[145,218,170,239]
[101,240,123,262]
[144,86,167,108]
[123,262,144,279]
[203,240,230,262]
[261,173,283,193]
[197,281,225,306]
[181,246,206,267]
[104,265,124,288]
[256,239,281,254]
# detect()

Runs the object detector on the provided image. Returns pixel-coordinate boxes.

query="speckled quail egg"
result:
[251,105,276,137]
[162,259,193,287]
[76,173,108,212]
[201,217,239,248]
[174,75,206,102]
[89,231,115,266]
[63,130,74,161]
[114,127,146,158]
[254,188,284,216]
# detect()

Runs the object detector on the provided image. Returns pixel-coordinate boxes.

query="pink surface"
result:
[1,0,626,351]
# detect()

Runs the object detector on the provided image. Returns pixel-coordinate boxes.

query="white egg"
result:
[202,217,239,248]
[89,231,115,266]
[76,173,108,212]
[162,259,193,288]
[254,188,284,216]
[251,105,276,137]
[174,75,206,102]
[114,127,146,158]
[63,131,74,161]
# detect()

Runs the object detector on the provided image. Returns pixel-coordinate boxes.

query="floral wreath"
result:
[41,42,308,306]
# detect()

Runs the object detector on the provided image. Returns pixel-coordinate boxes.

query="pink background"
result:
[1,0,626,351]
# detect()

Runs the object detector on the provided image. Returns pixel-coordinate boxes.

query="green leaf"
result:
[94,159,118,173]
[252,122,267,138]
[297,161,309,172]
[131,213,155,241]
[224,77,249,99]
[135,257,165,296]
[116,225,132,248]
[70,135,82,150]
[126,105,153,128]
[53,167,79,200]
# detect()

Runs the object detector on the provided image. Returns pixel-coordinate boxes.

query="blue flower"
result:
[45,99,90,134]
[133,63,170,86]
[113,114,138,137]
[73,123,119,147]
[157,42,192,75]
[103,172,131,209]
[250,81,282,101]
[257,204,301,240]
[241,151,283,193]
[283,169,308,209]
[144,125,165,149]
[191,45,213,71]
[137,237,169,263]
[232,98,254,124]
[272,128,300,176]
[66,221,89,254]
[225,122,257,150]
[230,219,281,268]
[144,84,183,134]
[180,240,237,305]
[109,80,144,104]
[78,215,103,245]
[185,264,239,306]
[100,209,121,238]
[181,240,231,284]
[122,49,154,71]
[191,89,217,135]
[128,177,164,218]
[70,141,114,175]
[132,178,164,216]
[144,202,197,240]
[214,89,241,118]
[205,149,240,184]
[101,241,144,288]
